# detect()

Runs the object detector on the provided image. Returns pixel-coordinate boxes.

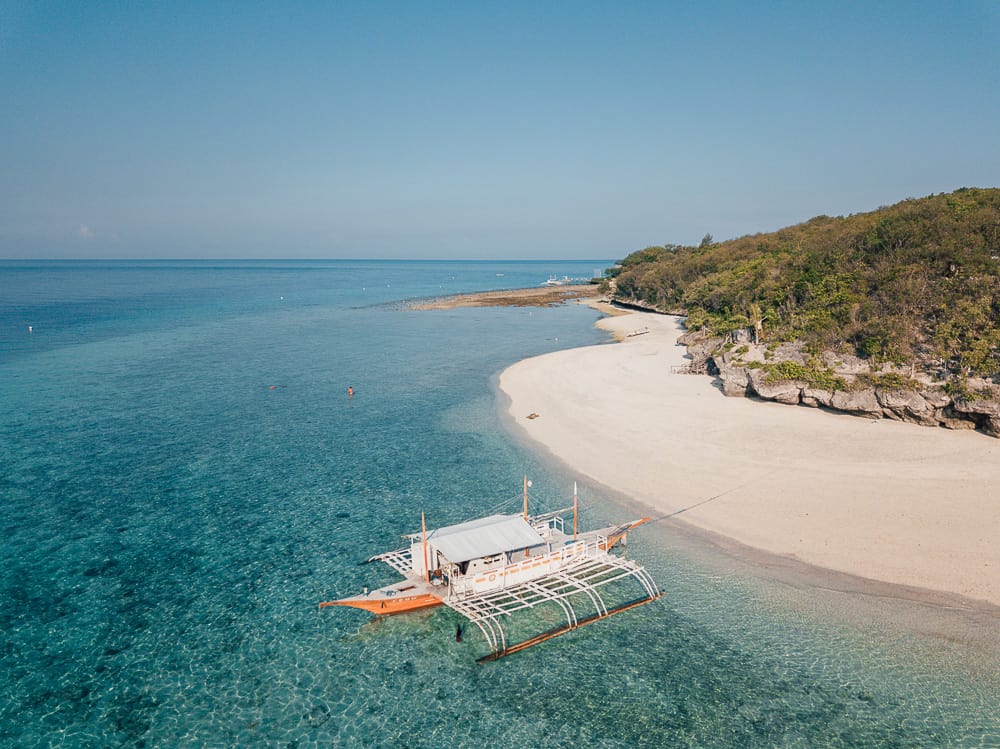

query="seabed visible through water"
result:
[1,260,998,748]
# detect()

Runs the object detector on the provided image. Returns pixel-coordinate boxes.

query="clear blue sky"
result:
[2,1,998,259]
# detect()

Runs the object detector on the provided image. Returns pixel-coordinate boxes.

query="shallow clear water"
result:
[2,260,998,748]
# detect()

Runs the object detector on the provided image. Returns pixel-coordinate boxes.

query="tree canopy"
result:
[610,188,1000,379]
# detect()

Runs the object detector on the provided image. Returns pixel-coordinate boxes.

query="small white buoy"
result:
[28,325,33,333]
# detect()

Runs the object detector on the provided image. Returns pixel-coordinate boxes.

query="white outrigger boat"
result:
[321,479,661,660]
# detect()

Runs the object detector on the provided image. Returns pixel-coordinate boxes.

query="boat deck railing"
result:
[446,534,609,599]
[442,550,660,659]
[529,506,574,536]
[374,547,412,577]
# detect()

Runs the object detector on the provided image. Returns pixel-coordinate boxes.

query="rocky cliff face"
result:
[676,326,1000,438]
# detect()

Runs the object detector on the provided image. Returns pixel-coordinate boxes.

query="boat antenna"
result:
[573,482,578,540]
[421,511,430,583]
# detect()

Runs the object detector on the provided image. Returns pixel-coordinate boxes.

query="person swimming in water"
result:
[348,386,354,398]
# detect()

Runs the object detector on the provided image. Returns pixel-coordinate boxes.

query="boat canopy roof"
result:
[426,514,545,563]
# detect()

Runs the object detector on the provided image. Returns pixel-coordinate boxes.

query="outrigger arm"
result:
[442,553,661,662]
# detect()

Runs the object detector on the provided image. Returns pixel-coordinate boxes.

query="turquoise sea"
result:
[1,259,998,748]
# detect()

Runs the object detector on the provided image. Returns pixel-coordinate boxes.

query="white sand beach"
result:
[500,310,1000,608]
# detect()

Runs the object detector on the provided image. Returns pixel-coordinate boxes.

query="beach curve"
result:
[499,309,1000,609]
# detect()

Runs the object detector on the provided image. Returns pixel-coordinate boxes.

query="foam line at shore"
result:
[499,310,1000,608]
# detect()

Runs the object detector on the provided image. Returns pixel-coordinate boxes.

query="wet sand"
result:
[499,310,1000,610]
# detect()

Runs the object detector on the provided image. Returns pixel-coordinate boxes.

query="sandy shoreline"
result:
[499,310,1000,610]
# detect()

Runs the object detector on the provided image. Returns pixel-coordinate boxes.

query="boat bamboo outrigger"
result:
[320,479,662,660]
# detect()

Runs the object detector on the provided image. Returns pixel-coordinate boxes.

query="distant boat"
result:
[320,478,660,660]
[541,275,589,287]
[541,276,572,286]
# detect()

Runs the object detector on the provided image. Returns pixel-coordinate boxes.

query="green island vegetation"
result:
[608,188,1000,389]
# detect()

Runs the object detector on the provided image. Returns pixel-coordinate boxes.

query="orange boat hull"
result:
[320,592,443,615]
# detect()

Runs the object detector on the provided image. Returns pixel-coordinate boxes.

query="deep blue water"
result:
[1,260,998,748]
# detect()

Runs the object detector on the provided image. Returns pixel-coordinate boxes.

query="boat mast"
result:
[522,474,531,557]
[421,511,429,583]
[573,482,578,540]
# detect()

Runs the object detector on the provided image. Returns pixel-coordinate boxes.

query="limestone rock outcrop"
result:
[747,369,801,404]
[829,389,881,417]
[950,397,1000,437]
[704,345,997,436]
[653,309,1000,438]
[718,364,750,397]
